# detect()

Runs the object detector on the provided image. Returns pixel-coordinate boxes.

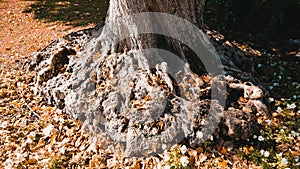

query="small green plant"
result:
[49,156,63,169]
[247,100,300,169]
[163,145,191,169]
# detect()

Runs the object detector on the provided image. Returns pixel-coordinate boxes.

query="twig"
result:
[25,104,41,119]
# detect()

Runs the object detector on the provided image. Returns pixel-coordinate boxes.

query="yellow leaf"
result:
[241,44,247,50]
[129,81,135,88]
[184,92,190,98]
[243,147,249,155]
[0,107,6,112]
[249,146,254,152]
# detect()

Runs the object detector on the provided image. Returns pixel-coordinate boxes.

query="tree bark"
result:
[67,0,225,156]
[30,0,268,157]
[96,0,207,74]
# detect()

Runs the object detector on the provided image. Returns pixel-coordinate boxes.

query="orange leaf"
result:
[27,158,36,165]
[249,146,254,152]
[221,146,227,154]
[144,95,151,101]
[219,160,227,168]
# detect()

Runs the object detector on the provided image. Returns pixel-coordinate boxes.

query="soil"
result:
[0,0,94,69]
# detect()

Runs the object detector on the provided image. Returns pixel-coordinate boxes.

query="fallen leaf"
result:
[27,158,36,165]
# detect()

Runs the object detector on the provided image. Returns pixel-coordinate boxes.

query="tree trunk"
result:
[95,0,207,74]
[68,0,216,156]
[30,0,268,157]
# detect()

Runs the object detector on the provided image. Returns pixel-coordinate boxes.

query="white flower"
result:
[265,120,271,124]
[59,146,65,154]
[293,95,297,99]
[164,165,171,169]
[180,156,189,167]
[253,135,257,139]
[196,131,203,139]
[264,151,270,157]
[26,138,33,144]
[276,107,283,113]
[276,153,283,158]
[199,155,207,163]
[298,110,300,114]
[180,145,187,154]
[4,158,13,169]
[258,136,264,141]
[281,157,288,165]
[210,136,214,141]
[29,131,36,138]
[269,98,274,102]
[53,115,59,123]
[163,153,170,161]
[33,154,40,161]
[260,150,265,156]
[43,124,54,137]
[287,103,296,109]
[291,131,297,137]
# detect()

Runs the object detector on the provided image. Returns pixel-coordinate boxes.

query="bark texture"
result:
[28,0,268,157]
[93,0,208,74]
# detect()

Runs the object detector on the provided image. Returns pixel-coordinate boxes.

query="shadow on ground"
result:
[204,0,300,100]
[204,0,300,53]
[23,0,109,26]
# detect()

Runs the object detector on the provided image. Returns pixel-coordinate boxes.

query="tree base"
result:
[25,27,268,156]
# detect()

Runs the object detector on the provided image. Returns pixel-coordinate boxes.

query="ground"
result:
[0,0,299,168]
